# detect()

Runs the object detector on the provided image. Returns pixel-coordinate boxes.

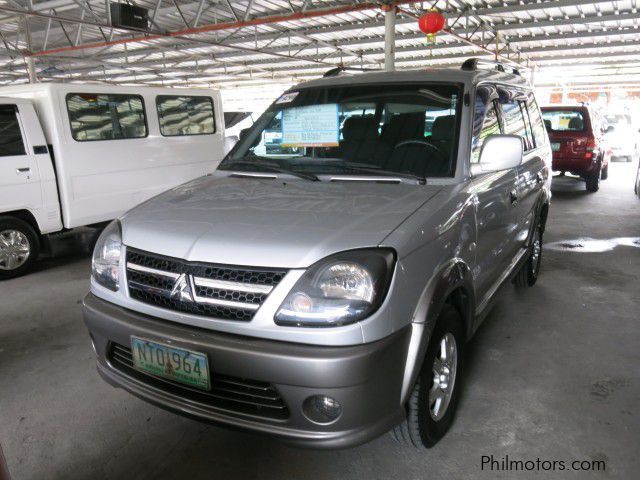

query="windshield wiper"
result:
[221,159,320,182]
[340,162,427,185]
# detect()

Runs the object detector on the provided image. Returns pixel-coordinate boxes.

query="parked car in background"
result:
[223,111,253,154]
[541,105,609,192]
[0,83,225,279]
[603,113,638,162]
[83,59,552,449]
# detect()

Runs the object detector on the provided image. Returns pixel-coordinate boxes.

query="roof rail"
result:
[461,58,521,76]
[323,66,381,77]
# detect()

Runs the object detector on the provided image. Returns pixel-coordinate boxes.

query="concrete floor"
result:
[1,161,639,480]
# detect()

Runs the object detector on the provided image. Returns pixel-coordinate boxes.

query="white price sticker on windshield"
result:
[281,104,340,147]
[276,92,299,104]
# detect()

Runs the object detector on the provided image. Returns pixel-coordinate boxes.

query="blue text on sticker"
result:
[276,92,299,104]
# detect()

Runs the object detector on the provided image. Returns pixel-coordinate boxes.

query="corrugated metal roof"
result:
[0,0,638,89]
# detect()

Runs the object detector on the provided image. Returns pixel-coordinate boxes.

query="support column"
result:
[383,4,396,72]
[26,57,37,83]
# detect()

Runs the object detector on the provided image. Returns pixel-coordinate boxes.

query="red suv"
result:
[541,106,609,192]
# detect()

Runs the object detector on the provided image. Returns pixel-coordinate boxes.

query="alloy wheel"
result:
[429,332,458,421]
[0,229,31,271]
[531,224,542,277]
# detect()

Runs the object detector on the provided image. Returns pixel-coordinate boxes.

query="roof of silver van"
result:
[291,67,530,91]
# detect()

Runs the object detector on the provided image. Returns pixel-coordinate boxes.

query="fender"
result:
[400,257,475,403]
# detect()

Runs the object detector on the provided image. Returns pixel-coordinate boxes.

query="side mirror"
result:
[472,135,523,175]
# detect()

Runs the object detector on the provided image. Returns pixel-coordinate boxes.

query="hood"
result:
[122,174,442,268]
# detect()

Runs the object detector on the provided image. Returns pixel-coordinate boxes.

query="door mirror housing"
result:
[472,135,523,175]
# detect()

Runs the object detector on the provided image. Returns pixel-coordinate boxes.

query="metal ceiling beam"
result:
[9,0,424,57]
[47,20,639,73]
[37,42,640,83]
[10,0,635,57]
[25,9,639,70]
[3,26,639,79]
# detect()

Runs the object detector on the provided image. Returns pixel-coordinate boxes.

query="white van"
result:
[0,83,225,279]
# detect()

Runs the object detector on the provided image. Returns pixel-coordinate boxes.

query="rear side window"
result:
[0,106,26,156]
[497,88,535,152]
[66,93,147,141]
[156,96,215,136]
[541,110,586,132]
[526,93,547,147]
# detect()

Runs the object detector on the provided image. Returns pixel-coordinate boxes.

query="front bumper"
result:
[83,293,410,449]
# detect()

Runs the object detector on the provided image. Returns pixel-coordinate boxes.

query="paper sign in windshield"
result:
[282,104,339,147]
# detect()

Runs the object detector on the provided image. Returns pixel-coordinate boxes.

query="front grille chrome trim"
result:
[127,262,180,279]
[193,277,273,294]
[192,292,261,311]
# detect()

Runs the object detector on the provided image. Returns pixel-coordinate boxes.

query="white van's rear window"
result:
[156,96,215,136]
[66,94,147,141]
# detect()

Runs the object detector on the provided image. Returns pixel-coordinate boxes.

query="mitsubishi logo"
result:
[170,274,194,303]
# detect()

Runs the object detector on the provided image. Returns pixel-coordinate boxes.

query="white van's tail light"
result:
[275,249,395,327]
[92,220,122,291]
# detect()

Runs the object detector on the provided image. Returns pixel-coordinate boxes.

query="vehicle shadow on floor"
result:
[550,175,591,198]
[29,229,98,275]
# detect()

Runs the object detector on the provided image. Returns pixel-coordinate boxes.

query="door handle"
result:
[16,167,31,174]
[509,189,518,205]
[536,172,544,184]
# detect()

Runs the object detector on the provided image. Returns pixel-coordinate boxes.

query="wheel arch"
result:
[0,209,41,235]
[539,201,550,234]
[400,259,475,403]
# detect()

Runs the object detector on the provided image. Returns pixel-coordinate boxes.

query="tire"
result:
[585,169,600,192]
[0,217,40,280]
[392,305,464,448]
[514,218,543,288]
[600,163,609,180]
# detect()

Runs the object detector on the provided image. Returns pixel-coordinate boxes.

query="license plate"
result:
[131,336,210,391]
[551,142,560,152]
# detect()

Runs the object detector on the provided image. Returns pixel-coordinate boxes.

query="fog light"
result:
[302,395,342,424]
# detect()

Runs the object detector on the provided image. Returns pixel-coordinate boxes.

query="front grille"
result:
[125,248,287,322]
[109,342,289,420]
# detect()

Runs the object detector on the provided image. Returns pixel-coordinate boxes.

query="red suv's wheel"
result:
[586,168,601,192]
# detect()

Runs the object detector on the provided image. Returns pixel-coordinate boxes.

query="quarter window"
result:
[66,94,147,141]
[156,96,215,136]
[0,106,26,156]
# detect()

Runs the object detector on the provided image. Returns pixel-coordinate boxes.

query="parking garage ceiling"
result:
[0,0,639,90]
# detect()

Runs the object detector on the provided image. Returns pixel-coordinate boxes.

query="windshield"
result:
[220,83,462,181]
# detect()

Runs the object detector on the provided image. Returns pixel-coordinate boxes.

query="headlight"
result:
[275,249,395,327]
[92,220,122,291]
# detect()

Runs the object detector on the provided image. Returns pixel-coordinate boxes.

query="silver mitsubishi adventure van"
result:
[84,59,551,449]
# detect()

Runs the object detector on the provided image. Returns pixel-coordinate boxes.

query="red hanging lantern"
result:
[418,10,446,43]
